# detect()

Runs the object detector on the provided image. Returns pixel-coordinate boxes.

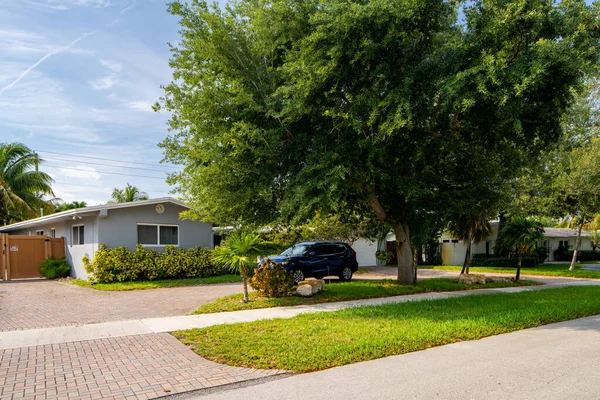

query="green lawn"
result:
[175,285,600,373]
[421,263,600,279]
[192,278,539,314]
[72,274,241,291]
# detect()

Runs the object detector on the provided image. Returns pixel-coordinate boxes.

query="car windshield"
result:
[280,244,311,257]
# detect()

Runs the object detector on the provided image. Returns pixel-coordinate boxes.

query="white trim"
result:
[71,224,85,246]
[136,223,180,246]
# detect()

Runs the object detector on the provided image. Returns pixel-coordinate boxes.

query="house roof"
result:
[543,227,592,238]
[0,197,189,232]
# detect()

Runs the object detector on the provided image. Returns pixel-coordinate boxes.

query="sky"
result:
[0,0,218,206]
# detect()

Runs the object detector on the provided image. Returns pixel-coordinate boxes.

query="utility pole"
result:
[34,151,39,172]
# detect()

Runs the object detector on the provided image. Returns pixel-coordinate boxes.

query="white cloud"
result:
[126,100,154,113]
[100,58,121,73]
[58,166,101,181]
[30,0,112,10]
[89,75,118,90]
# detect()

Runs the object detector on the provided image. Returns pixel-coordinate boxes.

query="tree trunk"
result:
[569,223,583,271]
[241,266,249,302]
[393,222,415,285]
[413,248,419,283]
[495,213,507,256]
[516,255,522,281]
[461,241,472,274]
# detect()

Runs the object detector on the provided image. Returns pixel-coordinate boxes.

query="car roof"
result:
[296,241,348,246]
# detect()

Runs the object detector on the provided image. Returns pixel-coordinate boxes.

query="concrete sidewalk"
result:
[3,278,600,350]
[186,314,600,400]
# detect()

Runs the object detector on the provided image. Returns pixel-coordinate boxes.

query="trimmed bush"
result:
[40,258,71,279]
[83,244,220,283]
[249,259,295,298]
[471,255,538,268]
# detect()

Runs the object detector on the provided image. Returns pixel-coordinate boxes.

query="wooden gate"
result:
[1,234,65,280]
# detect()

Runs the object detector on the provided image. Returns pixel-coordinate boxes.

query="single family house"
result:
[439,221,593,265]
[0,198,213,279]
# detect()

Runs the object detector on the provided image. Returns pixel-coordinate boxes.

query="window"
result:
[36,230,44,236]
[72,225,84,246]
[559,240,569,249]
[137,224,179,246]
[50,228,56,238]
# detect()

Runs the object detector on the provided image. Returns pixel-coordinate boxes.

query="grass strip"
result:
[175,285,600,373]
[421,264,600,279]
[71,274,241,291]
[192,278,539,314]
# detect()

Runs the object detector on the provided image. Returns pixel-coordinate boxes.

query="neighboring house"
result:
[0,198,213,279]
[439,221,593,265]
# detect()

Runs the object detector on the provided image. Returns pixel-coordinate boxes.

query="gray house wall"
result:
[97,203,212,250]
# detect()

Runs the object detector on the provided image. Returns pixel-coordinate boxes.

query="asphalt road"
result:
[185,314,600,400]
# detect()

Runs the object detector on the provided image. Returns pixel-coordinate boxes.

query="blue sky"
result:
[0,0,219,205]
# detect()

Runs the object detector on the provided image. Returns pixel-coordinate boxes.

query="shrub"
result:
[249,259,295,298]
[83,245,219,283]
[40,258,70,279]
[375,250,393,264]
[471,256,538,268]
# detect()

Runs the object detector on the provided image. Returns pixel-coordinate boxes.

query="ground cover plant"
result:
[175,286,600,373]
[192,278,539,314]
[40,258,70,279]
[72,275,240,291]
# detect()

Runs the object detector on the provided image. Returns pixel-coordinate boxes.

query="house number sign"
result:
[9,246,18,251]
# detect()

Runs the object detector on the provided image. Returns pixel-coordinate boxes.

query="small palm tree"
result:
[448,213,491,274]
[0,143,54,225]
[495,217,544,281]
[213,231,265,302]
[109,183,149,203]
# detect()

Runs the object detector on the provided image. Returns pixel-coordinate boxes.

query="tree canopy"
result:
[158,0,600,283]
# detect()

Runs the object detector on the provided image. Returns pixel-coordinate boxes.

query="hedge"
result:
[560,250,599,262]
[471,253,538,268]
[82,244,221,283]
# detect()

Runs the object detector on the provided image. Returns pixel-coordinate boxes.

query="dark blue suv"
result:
[267,241,359,284]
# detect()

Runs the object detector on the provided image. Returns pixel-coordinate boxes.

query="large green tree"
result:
[547,138,600,270]
[0,143,54,225]
[158,0,600,283]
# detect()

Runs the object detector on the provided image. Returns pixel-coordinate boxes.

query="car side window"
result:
[321,244,342,255]
[308,245,324,256]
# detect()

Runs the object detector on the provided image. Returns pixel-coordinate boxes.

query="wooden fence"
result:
[1,234,65,280]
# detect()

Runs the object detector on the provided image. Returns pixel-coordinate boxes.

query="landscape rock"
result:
[459,273,487,285]
[294,279,325,297]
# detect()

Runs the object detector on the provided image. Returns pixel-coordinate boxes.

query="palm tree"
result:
[0,143,54,225]
[448,213,492,274]
[495,217,544,281]
[54,200,87,213]
[213,231,265,302]
[109,183,149,203]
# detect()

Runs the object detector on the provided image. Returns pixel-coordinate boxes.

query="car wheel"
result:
[339,266,353,282]
[292,269,305,284]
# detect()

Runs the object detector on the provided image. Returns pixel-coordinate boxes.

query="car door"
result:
[301,244,329,277]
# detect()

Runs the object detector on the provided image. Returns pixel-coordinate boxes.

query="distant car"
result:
[266,241,359,284]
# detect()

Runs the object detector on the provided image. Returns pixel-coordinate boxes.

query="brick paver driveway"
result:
[0,280,242,332]
[0,333,285,400]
